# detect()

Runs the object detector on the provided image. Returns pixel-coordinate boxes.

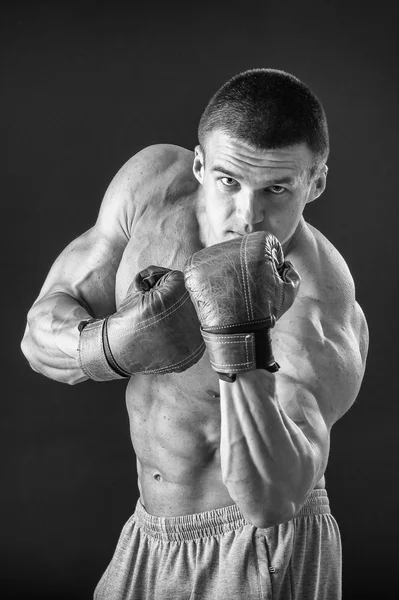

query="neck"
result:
[282,218,304,257]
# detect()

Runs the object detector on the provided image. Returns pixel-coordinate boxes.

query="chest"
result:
[116,192,221,396]
[115,198,203,307]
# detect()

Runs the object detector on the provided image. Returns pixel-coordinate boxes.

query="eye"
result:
[267,185,286,194]
[220,177,238,187]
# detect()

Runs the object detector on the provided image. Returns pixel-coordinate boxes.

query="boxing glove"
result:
[184,232,300,382]
[78,266,205,381]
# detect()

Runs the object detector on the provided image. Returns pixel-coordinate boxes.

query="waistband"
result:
[134,489,330,542]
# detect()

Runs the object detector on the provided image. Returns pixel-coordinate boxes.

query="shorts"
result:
[94,489,341,599]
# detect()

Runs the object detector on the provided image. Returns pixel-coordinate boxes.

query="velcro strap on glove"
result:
[78,318,130,381]
[202,329,280,383]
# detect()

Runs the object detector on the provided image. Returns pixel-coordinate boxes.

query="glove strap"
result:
[202,328,280,383]
[78,318,130,381]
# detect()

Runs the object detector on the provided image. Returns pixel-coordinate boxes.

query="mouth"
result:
[227,231,245,238]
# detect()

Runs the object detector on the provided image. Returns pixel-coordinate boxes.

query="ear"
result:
[307,164,328,204]
[193,145,205,184]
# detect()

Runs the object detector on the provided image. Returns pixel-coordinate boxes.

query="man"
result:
[21,69,369,599]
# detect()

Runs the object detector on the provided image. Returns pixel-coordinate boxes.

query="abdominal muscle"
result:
[125,357,325,518]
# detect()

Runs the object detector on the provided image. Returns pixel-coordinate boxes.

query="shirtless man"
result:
[21,69,369,599]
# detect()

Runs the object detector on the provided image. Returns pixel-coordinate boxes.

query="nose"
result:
[236,191,264,226]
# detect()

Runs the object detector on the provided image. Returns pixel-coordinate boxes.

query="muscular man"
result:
[21,69,369,599]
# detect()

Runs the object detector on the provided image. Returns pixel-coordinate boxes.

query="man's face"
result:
[193,130,327,247]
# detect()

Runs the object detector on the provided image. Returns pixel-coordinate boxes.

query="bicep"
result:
[34,226,127,318]
[272,297,366,459]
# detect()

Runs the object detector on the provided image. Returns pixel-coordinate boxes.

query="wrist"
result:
[202,327,280,383]
[78,318,130,381]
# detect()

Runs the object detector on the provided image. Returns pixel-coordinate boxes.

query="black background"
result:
[2,1,398,598]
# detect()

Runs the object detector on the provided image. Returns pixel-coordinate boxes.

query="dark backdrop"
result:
[2,1,397,598]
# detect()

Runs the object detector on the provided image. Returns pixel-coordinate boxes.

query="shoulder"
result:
[97,144,197,237]
[289,220,367,342]
[121,144,194,180]
[104,144,195,198]
[289,220,355,308]
[277,219,369,425]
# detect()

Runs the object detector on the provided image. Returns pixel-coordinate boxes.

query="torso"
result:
[113,146,344,517]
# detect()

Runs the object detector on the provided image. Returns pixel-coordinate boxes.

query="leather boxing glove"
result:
[78,266,205,381]
[184,232,300,382]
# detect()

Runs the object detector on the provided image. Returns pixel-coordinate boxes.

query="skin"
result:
[21,132,369,525]
[193,131,328,249]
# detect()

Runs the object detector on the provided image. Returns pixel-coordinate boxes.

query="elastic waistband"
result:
[134,489,330,542]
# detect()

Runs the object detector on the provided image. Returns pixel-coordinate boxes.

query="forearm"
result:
[220,370,320,527]
[21,292,91,384]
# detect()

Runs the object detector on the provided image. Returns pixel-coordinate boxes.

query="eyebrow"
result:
[210,165,295,185]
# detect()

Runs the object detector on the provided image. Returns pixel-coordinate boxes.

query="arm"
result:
[21,158,133,385]
[219,292,369,527]
[22,144,205,384]
[184,230,369,527]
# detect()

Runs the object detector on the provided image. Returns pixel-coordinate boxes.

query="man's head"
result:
[193,69,329,247]
[198,68,329,179]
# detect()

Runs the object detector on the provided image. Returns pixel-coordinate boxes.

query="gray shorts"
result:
[94,489,341,599]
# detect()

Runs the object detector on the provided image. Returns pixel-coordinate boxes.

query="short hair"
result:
[198,68,329,177]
